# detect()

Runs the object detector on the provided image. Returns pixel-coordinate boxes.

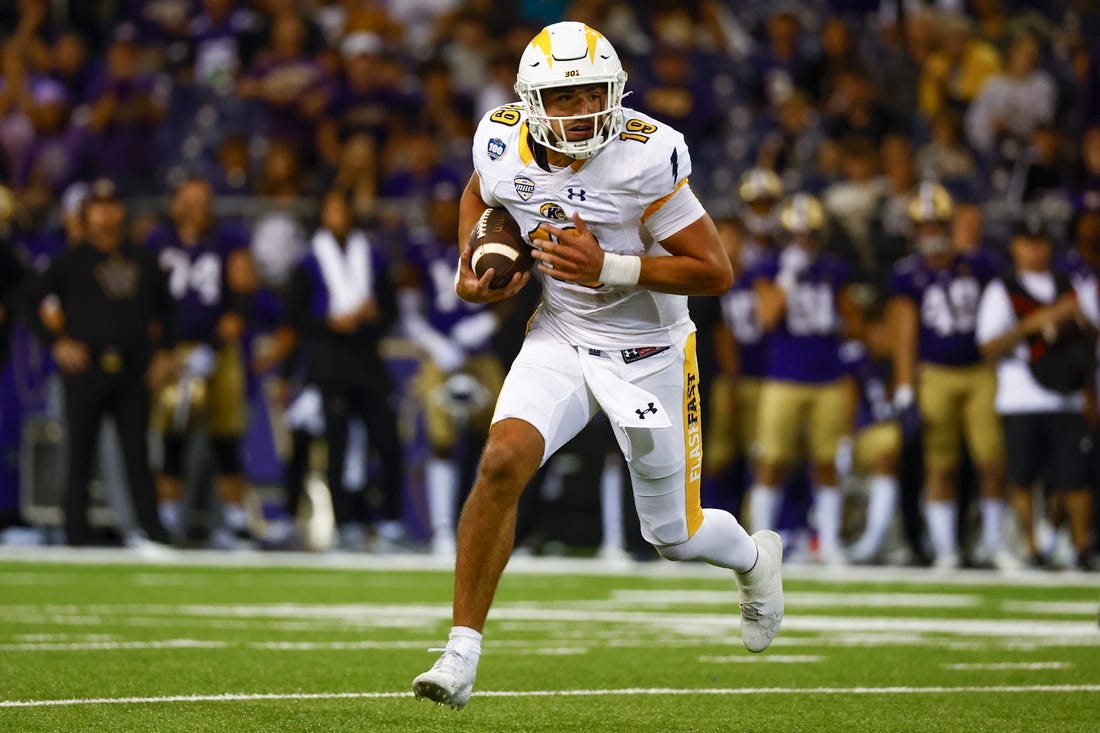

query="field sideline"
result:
[1,548,1098,732]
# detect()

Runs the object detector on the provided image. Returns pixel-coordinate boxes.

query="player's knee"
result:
[474,421,543,499]
[654,540,692,562]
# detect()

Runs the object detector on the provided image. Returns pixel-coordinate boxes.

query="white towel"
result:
[578,349,670,461]
[312,229,372,317]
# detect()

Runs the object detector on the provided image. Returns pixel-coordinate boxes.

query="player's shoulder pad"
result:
[472,102,528,164]
[614,107,692,197]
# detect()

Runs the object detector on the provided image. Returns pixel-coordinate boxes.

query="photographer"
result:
[976,217,1096,570]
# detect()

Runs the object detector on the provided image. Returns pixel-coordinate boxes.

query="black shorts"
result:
[1002,412,1093,491]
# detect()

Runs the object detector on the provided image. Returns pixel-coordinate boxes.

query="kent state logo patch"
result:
[487,137,506,160]
[514,176,536,201]
[539,202,567,221]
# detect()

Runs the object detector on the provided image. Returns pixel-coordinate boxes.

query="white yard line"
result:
[1001,601,1099,616]
[3,547,1100,587]
[942,662,1074,671]
[699,655,824,663]
[2,604,1096,640]
[3,685,1100,709]
[0,640,228,651]
[609,590,980,608]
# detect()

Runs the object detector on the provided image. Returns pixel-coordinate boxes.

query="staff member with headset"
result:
[23,179,176,546]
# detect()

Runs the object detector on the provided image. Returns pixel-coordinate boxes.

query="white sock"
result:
[814,486,842,554]
[979,497,1006,553]
[426,457,458,540]
[222,502,247,532]
[159,501,181,534]
[655,508,758,572]
[860,475,898,551]
[447,625,483,660]
[925,500,957,558]
[749,484,781,532]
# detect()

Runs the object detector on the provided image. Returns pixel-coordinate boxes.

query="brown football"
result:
[469,207,533,289]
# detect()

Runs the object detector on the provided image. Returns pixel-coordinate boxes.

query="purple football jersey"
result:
[888,251,998,367]
[751,253,850,383]
[145,223,248,342]
[720,275,768,379]
[839,340,895,429]
[405,236,488,341]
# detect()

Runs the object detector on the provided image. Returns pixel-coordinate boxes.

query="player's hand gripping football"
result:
[455,244,531,304]
[532,212,606,285]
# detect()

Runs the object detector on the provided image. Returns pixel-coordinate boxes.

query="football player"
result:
[887,182,1009,569]
[839,302,903,564]
[737,168,784,253]
[748,193,860,565]
[399,191,505,556]
[145,177,256,546]
[708,215,771,492]
[412,22,784,710]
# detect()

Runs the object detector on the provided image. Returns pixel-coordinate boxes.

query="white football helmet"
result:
[514,22,628,160]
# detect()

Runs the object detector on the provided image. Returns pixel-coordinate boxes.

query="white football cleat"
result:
[412,648,478,710]
[736,530,785,653]
[931,551,960,572]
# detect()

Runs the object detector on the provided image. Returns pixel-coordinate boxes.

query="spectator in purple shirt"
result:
[315,32,407,167]
[16,78,90,200]
[238,12,330,157]
[632,41,720,150]
[49,30,94,102]
[85,24,167,192]
[380,126,464,201]
[189,0,259,93]
[748,8,821,109]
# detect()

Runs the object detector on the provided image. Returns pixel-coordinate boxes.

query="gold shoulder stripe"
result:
[518,122,534,166]
[641,177,690,223]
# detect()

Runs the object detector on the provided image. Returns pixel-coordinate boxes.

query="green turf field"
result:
[0,550,1097,732]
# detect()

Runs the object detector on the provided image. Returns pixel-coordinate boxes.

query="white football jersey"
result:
[472,103,696,350]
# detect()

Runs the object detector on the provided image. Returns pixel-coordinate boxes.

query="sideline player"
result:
[887,183,1009,569]
[748,194,860,564]
[412,22,784,709]
[146,178,255,545]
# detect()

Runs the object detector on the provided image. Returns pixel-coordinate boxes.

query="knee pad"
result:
[631,469,691,547]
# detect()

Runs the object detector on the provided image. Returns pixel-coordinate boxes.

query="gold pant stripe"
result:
[683,331,704,537]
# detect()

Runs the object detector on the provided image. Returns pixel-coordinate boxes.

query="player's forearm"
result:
[754,282,787,332]
[458,174,490,254]
[887,297,916,388]
[636,254,732,296]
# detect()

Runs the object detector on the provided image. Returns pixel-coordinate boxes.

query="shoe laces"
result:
[428,648,474,678]
[739,602,764,620]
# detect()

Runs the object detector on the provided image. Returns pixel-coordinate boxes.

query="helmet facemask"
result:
[514,22,628,160]
[516,75,627,160]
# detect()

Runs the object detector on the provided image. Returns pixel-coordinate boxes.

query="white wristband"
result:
[599,252,641,287]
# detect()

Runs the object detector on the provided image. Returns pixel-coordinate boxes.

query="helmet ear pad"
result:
[514,22,628,159]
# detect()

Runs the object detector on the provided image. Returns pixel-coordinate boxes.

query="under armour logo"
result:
[567,187,587,201]
[636,403,658,419]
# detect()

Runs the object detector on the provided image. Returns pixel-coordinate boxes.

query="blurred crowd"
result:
[1,0,1100,568]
